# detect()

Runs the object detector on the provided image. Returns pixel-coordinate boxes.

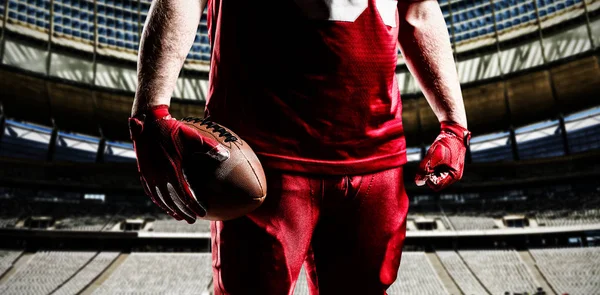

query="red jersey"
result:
[205,0,406,175]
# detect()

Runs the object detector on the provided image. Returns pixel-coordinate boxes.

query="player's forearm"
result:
[397,0,467,128]
[132,0,206,116]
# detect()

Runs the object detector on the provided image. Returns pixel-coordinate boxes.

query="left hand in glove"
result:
[415,121,471,191]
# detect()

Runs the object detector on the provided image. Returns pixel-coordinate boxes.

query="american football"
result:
[180,117,267,221]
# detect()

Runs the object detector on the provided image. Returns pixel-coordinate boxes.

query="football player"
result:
[130,0,471,293]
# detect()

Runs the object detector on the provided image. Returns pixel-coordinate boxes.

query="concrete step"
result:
[426,252,463,295]
[79,253,128,295]
[0,252,34,285]
[518,250,557,295]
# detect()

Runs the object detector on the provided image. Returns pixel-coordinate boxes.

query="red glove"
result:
[129,105,229,223]
[415,121,471,192]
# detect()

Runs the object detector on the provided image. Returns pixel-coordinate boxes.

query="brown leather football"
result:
[180,117,267,221]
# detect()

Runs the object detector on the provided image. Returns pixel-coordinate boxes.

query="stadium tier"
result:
[3,0,597,63]
[0,0,598,102]
[2,248,596,294]
[436,251,489,294]
[530,248,600,295]
[459,250,540,295]
[2,107,600,163]
[388,252,449,294]
[2,187,600,232]
[0,251,100,295]
[92,253,213,295]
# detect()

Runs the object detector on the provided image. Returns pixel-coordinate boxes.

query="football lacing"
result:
[181,117,238,143]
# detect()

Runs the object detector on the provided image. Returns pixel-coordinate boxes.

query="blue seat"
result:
[64,27,72,34]
[557,2,565,9]
[566,0,574,6]
[108,38,115,46]
[99,36,107,43]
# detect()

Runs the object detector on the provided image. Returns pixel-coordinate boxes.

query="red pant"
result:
[211,167,409,294]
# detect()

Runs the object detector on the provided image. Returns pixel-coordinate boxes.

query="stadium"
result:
[0,0,599,294]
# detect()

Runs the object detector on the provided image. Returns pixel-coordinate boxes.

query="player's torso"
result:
[205,0,406,173]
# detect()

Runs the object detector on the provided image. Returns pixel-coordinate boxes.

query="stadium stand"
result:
[293,265,310,295]
[459,250,540,295]
[0,250,23,277]
[52,252,120,295]
[436,251,489,295]
[1,119,135,163]
[0,251,97,295]
[2,107,599,164]
[150,218,211,233]
[92,253,212,295]
[388,252,448,295]
[54,216,113,231]
[5,0,595,63]
[536,209,600,227]
[530,247,600,295]
[0,217,18,229]
[448,215,499,230]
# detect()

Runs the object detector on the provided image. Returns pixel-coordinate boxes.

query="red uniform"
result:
[206,0,409,294]
[206,0,406,174]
